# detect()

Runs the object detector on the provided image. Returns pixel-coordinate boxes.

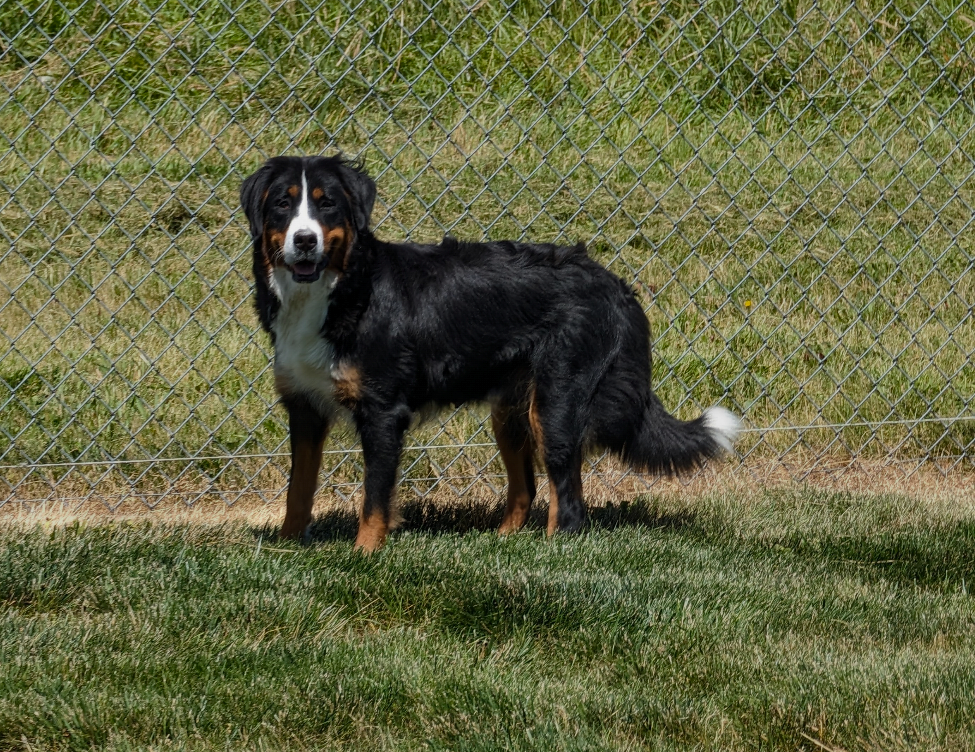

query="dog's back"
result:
[336,235,646,407]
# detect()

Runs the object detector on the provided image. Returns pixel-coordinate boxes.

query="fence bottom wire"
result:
[1,450,972,523]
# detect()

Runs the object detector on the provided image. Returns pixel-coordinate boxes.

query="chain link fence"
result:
[1,0,974,511]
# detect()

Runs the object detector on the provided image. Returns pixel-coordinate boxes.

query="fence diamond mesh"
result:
[0,0,973,511]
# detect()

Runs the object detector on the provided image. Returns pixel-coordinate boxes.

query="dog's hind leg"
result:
[491,402,536,534]
[529,385,587,536]
[280,397,331,540]
[544,447,586,536]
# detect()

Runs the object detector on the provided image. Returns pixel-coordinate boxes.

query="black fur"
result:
[240,155,376,336]
[240,160,280,335]
[242,156,738,549]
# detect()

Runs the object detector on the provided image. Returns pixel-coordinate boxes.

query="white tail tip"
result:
[703,406,742,454]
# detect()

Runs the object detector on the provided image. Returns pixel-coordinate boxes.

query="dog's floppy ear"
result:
[335,158,377,234]
[240,161,275,241]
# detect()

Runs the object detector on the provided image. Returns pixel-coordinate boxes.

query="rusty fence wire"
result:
[1,0,974,511]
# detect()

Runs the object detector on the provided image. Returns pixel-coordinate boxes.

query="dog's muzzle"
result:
[288,230,326,282]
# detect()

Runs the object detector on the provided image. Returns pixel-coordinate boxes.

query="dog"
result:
[241,155,741,552]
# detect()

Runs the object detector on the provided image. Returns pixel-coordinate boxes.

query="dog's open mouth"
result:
[288,258,327,282]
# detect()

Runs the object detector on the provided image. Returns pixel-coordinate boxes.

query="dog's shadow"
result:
[255,496,697,544]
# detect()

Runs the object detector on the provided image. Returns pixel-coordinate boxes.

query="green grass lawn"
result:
[1,0,975,500]
[4,487,975,750]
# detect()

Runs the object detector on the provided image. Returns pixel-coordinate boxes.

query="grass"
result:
[3,486,975,750]
[1,0,975,498]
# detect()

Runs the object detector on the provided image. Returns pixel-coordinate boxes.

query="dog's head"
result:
[240,155,376,284]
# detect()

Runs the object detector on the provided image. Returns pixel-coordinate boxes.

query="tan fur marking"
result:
[322,223,352,272]
[311,187,324,201]
[528,386,558,532]
[331,361,362,406]
[492,406,534,534]
[287,184,299,198]
[528,386,544,448]
[265,228,286,266]
[547,453,584,536]
[546,478,559,536]
[354,509,388,553]
[280,432,328,539]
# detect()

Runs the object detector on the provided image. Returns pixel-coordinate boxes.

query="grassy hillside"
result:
[1,0,974,499]
[3,487,975,750]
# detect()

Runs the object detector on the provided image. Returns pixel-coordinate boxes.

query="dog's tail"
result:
[617,394,741,475]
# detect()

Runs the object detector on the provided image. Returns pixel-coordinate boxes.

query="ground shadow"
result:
[785,518,975,590]
[251,492,975,591]
[252,495,697,544]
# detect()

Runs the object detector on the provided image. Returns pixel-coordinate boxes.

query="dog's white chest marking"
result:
[270,268,338,412]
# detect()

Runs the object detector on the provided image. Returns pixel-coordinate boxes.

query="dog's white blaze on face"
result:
[282,171,324,266]
[265,169,342,412]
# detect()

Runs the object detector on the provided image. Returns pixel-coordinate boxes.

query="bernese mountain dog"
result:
[240,155,741,552]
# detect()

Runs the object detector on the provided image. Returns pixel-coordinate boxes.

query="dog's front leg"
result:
[354,402,410,553]
[280,397,330,541]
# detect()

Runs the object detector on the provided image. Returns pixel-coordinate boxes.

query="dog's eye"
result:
[319,196,335,208]
[276,198,290,210]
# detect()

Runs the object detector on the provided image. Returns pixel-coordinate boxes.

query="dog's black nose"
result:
[293,230,318,253]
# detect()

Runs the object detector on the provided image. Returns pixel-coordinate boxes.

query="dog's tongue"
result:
[293,260,317,276]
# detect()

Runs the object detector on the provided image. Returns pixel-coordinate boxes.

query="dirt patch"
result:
[1,456,973,528]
